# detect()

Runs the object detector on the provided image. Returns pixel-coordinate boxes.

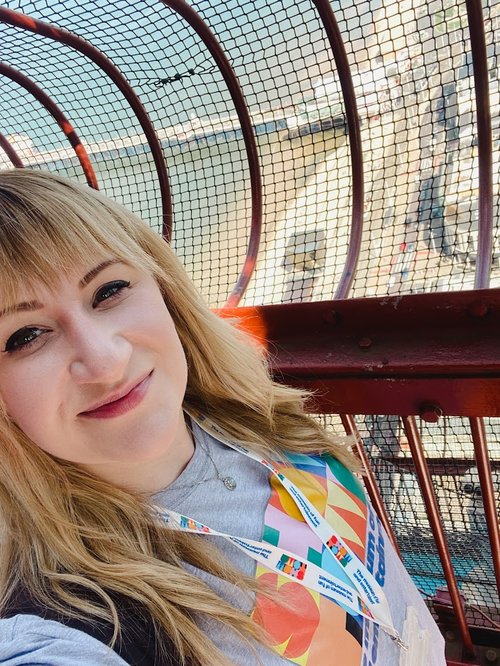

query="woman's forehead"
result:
[0,275,67,313]
[1,256,121,307]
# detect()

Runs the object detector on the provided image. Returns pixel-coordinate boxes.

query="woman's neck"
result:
[81,412,196,494]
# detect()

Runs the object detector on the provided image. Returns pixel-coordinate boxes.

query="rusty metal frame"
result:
[311,0,364,300]
[0,131,24,167]
[465,0,493,291]
[402,416,475,657]
[0,62,98,189]
[469,417,500,594]
[219,288,500,416]
[160,0,263,307]
[0,6,173,239]
[220,287,500,661]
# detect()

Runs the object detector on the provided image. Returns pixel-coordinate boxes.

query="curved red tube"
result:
[0,131,25,167]
[160,0,263,306]
[465,0,493,289]
[0,62,98,189]
[312,0,364,300]
[0,7,173,239]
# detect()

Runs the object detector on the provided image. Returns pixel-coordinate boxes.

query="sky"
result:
[0,0,378,150]
[0,0,476,153]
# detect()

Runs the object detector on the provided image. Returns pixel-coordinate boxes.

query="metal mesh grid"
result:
[354,414,500,628]
[1,0,499,635]
[1,0,498,305]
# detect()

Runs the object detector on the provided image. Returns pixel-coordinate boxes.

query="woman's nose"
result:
[68,318,132,384]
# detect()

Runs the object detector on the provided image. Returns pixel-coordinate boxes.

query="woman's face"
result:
[0,257,193,489]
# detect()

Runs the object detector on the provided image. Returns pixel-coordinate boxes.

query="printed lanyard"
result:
[157,506,380,624]
[156,412,406,649]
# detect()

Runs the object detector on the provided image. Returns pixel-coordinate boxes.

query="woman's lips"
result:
[80,372,153,419]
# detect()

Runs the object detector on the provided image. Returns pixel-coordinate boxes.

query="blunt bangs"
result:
[0,170,159,306]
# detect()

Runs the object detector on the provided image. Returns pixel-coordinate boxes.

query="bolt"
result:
[419,403,443,423]
[358,337,373,349]
[323,309,340,324]
[468,301,489,318]
[485,649,498,663]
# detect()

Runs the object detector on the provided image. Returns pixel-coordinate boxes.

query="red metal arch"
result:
[465,0,493,290]
[0,6,173,239]
[0,62,98,189]
[0,131,24,167]
[312,0,364,300]
[161,0,263,307]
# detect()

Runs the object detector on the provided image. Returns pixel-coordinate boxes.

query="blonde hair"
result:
[0,169,355,664]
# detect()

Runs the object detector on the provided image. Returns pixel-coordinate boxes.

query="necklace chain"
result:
[203,438,237,490]
[169,438,237,492]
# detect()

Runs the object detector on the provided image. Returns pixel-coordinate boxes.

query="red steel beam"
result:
[469,417,500,593]
[311,0,363,299]
[218,288,500,415]
[286,377,500,418]
[161,0,262,307]
[378,455,500,476]
[0,131,24,167]
[340,413,401,558]
[402,416,475,657]
[0,62,98,189]
[465,0,493,290]
[0,6,173,239]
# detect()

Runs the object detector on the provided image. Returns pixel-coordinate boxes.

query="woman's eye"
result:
[4,327,44,353]
[93,280,131,308]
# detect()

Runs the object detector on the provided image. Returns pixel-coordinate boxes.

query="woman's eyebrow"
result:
[0,300,42,319]
[79,259,123,288]
[0,260,124,319]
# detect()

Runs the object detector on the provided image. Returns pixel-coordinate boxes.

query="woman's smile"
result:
[79,369,154,419]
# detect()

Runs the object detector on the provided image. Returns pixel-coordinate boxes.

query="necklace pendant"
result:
[222,476,237,491]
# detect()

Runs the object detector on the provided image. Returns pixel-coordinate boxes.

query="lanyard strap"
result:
[157,412,406,649]
[156,507,377,625]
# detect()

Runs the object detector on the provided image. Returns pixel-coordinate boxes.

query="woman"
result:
[0,169,445,665]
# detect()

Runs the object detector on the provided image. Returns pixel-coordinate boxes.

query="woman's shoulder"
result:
[0,614,128,665]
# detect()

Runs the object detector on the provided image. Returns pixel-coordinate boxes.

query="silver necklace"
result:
[171,439,237,492]
[202,438,237,490]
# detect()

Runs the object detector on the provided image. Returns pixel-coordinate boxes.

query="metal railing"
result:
[1,1,498,661]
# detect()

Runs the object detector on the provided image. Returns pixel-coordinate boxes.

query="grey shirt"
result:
[0,422,290,666]
[151,420,290,665]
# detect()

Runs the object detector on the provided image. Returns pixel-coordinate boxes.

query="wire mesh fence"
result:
[318,413,500,629]
[1,0,499,306]
[1,0,499,641]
